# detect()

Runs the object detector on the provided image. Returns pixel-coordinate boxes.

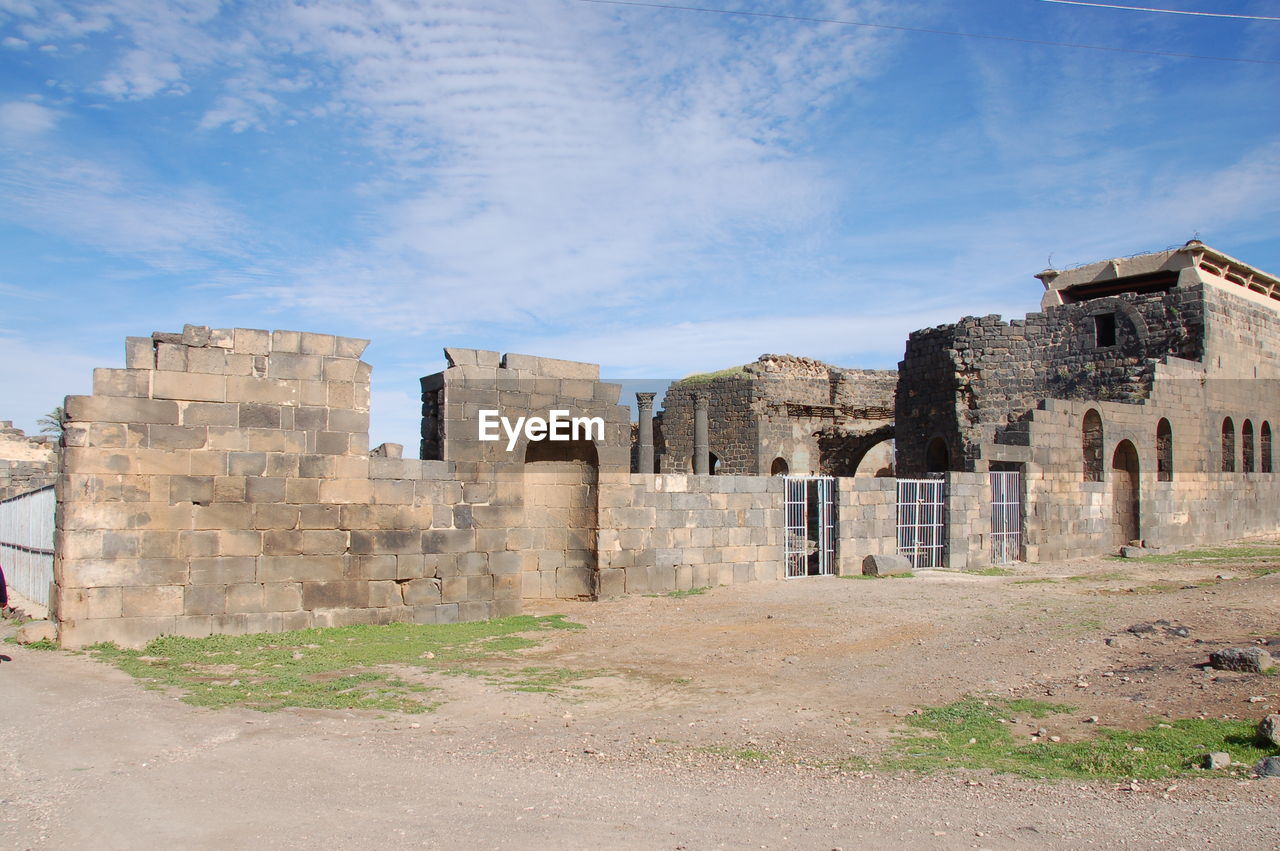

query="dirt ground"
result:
[4,546,1280,849]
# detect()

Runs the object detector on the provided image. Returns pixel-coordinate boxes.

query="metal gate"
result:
[784,476,836,578]
[0,485,56,607]
[897,477,946,568]
[989,471,1022,564]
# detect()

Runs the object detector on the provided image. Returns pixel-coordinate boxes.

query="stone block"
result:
[58,586,123,620]
[556,567,594,599]
[245,477,286,503]
[302,580,369,610]
[226,583,266,614]
[184,585,226,616]
[152,371,226,403]
[459,600,492,621]
[441,576,468,603]
[863,554,914,576]
[403,578,441,606]
[263,582,302,612]
[256,555,345,583]
[65,395,180,426]
[434,603,459,624]
[233,328,271,356]
[190,556,256,585]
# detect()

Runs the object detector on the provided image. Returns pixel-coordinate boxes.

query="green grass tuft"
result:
[676,365,747,386]
[879,697,1277,779]
[90,615,583,714]
[965,567,1015,576]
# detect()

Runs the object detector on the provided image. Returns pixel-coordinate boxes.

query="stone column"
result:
[693,394,709,476]
[636,392,656,474]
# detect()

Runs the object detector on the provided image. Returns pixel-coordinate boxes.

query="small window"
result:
[1082,409,1103,482]
[1094,313,1116,347]
[708,452,721,475]
[1263,422,1273,474]
[1243,420,1255,473]
[770,457,789,476]
[1222,417,1236,473]
[1156,418,1172,482]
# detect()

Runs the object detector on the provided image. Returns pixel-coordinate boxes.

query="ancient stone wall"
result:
[54,327,524,648]
[597,474,784,593]
[54,331,818,647]
[0,422,58,500]
[897,288,1204,476]
[659,356,895,477]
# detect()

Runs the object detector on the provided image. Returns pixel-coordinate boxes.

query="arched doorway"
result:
[770,457,789,476]
[1111,440,1140,549]
[926,437,949,474]
[853,438,895,477]
[524,438,598,599]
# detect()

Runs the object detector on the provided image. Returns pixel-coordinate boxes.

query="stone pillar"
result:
[693,394,709,476]
[636,392,656,474]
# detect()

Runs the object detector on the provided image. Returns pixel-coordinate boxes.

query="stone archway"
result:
[523,438,598,599]
[1111,440,1140,549]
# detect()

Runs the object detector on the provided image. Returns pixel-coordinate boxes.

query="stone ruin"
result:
[654,354,895,477]
[0,421,58,500]
[7,238,1280,647]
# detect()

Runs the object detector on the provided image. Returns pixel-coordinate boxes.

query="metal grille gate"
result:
[989,471,1022,564]
[896,477,946,568]
[0,485,56,607]
[784,476,836,578]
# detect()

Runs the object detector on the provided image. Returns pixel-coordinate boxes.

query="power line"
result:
[1036,1,1280,22]
[571,0,1280,65]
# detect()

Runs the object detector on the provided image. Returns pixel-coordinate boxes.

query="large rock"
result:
[1254,756,1280,777]
[863,554,914,576]
[14,620,56,644]
[1259,714,1280,749]
[1209,647,1274,673]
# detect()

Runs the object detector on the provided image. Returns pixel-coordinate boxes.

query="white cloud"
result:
[0,100,59,138]
[2,36,28,49]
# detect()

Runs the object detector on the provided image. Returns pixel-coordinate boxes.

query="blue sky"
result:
[1,0,1277,454]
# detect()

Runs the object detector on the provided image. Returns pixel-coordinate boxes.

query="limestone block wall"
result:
[54,327,520,648]
[597,474,784,594]
[835,477,897,574]
[0,422,58,500]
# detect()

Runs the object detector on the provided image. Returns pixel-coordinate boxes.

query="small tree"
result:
[37,406,64,440]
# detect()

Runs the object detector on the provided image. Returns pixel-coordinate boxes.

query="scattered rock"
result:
[1258,714,1280,748]
[862,554,913,576]
[14,620,55,644]
[1105,637,1124,647]
[782,656,799,664]
[1209,647,1274,673]
[1127,623,1157,635]
[1253,756,1280,777]
[1164,626,1190,638]
[1204,752,1231,770]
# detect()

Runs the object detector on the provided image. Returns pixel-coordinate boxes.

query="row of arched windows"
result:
[1082,410,1275,482]
[1221,418,1273,474]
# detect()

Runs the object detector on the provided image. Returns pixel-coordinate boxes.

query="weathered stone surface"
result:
[863,553,913,576]
[1204,752,1231,770]
[1254,756,1280,777]
[1258,714,1280,748]
[1209,647,1274,673]
[14,620,56,644]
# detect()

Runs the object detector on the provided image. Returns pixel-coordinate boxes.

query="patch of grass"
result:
[491,665,605,694]
[18,637,58,651]
[841,572,915,580]
[1012,578,1057,585]
[643,586,712,599]
[881,697,1276,779]
[90,615,583,714]
[965,567,1014,577]
[1115,544,1280,564]
[702,745,771,762]
[1068,571,1129,582]
[676,365,747,386]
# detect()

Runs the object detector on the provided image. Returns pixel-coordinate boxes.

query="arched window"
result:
[770,457,789,476]
[1156,418,1173,482]
[926,437,949,474]
[1243,420,1256,473]
[1082,410,1103,482]
[708,452,721,475]
[1262,422,1273,474]
[1221,417,1236,473]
